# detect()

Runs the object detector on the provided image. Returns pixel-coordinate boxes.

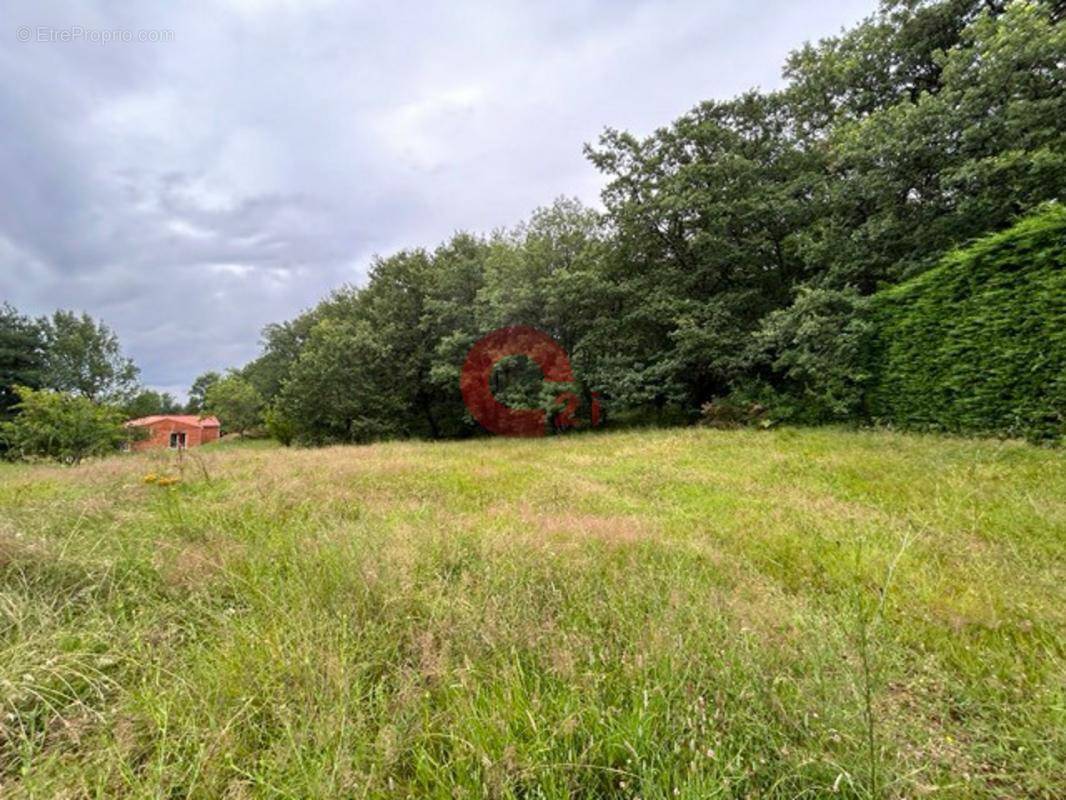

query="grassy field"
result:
[0,428,1063,799]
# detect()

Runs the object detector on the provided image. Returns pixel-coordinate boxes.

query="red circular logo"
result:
[460,326,601,437]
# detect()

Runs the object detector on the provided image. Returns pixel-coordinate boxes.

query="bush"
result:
[263,405,296,446]
[0,386,130,464]
[864,204,1066,442]
[750,287,873,424]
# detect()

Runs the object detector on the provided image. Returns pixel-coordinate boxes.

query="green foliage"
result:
[750,287,874,423]
[268,199,608,443]
[0,304,46,421]
[783,0,1064,289]
[582,0,1060,414]
[0,385,129,464]
[1,306,142,441]
[185,371,221,414]
[39,310,139,403]
[233,2,1063,445]
[240,315,321,406]
[204,374,264,435]
[585,91,811,406]
[276,315,405,445]
[124,389,183,418]
[263,405,296,446]
[865,203,1066,441]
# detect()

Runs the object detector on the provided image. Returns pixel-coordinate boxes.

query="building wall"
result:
[130,420,219,451]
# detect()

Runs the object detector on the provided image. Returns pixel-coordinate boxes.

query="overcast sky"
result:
[1,0,876,400]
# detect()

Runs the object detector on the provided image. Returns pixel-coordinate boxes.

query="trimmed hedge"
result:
[864,204,1065,442]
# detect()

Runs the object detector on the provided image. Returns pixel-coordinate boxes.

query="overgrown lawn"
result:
[1,428,1063,798]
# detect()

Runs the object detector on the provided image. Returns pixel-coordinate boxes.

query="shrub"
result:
[864,204,1066,442]
[263,405,296,446]
[0,386,130,464]
[751,287,873,424]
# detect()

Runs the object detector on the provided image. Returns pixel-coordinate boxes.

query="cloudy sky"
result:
[1,0,876,400]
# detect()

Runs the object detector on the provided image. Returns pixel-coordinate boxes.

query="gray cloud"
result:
[0,0,876,399]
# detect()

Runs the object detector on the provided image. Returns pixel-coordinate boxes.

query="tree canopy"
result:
[39,311,139,403]
[0,304,47,420]
[204,373,264,436]
[185,371,222,414]
[124,389,184,419]
[0,386,130,464]
[237,1,1062,445]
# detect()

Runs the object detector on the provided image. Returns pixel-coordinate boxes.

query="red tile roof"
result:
[125,415,221,428]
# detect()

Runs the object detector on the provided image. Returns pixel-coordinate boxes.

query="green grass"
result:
[1,428,1063,798]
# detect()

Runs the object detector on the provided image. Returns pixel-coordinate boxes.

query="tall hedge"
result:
[865,204,1065,442]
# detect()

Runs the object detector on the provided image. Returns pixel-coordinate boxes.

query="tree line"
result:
[3,0,1062,458]
[0,306,266,460]
[217,0,1063,444]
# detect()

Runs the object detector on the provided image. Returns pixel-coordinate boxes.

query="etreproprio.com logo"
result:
[16,26,175,44]
[460,326,601,437]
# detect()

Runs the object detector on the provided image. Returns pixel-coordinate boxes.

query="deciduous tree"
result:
[40,311,139,403]
[0,386,129,464]
[204,374,263,435]
[0,304,46,420]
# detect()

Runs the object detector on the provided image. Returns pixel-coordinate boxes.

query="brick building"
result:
[125,415,221,451]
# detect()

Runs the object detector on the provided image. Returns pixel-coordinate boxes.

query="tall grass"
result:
[0,428,1063,798]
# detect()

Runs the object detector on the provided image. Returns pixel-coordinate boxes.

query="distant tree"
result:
[276,317,403,444]
[124,389,183,418]
[161,392,182,413]
[204,373,263,435]
[0,304,47,420]
[480,197,606,354]
[216,0,1065,443]
[263,404,297,446]
[242,317,319,404]
[422,232,495,436]
[40,311,139,403]
[585,91,807,408]
[782,0,1063,289]
[185,371,221,413]
[0,386,129,464]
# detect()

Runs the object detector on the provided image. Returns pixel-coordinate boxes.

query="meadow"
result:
[0,428,1063,798]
